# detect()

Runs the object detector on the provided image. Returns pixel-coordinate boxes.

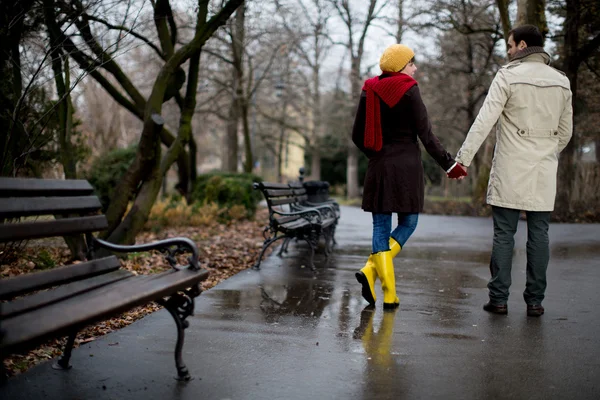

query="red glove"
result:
[447,163,467,179]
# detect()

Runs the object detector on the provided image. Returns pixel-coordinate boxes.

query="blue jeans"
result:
[372,213,419,253]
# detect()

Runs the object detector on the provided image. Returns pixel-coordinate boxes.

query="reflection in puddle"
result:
[352,307,407,399]
[259,280,334,325]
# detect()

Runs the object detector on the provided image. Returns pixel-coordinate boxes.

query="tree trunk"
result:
[107,162,163,245]
[396,0,404,43]
[223,4,245,173]
[175,151,190,197]
[0,0,34,176]
[45,0,87,259]
[189,133,198,183]
[310,146,322,181]
[176,48,202,202]
[346,143,360,197]
[103,112,165,237]
[224,90,240,172]
[241,100,253,173]
[310,59,322,180]
[347,56,362,199]
[516,0,548,38]
[556,0,579,214]
[496,0,512,43]
[277,123,286,183]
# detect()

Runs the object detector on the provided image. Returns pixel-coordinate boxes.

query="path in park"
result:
[2,206,600,399]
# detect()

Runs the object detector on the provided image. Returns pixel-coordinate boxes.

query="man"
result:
[455,25,573,317]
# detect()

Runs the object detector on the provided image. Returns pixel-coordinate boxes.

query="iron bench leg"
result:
[253,235,287,270]
[52,330,77,370]
[301,229,319,271]
[278,237,292,256]
[157,285,200,381]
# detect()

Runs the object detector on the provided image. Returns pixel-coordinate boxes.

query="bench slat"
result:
[1,269,210,352]
[265,189,295,197]
[0,215,108,243]
[270,198,297,206]
[257,182,289,190]
[0,196,102,219]
[1,269,134,318]
[274,215,302,224]
[0,178,94,197]
[0,256,121,300]
[278,219,311,231]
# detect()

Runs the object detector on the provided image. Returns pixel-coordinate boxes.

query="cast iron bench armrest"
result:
[271,207,323,223]
[304,200,340,212]
[92,237,201,271]
[292,201,338,219]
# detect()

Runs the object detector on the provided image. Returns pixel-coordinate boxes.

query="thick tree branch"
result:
[85,14,164,59]
[153,0,175,58]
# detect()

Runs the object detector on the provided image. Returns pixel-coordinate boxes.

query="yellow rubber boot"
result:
[356,238,402,306]
[389,237,402,258]
[355,255,377,306]
[372,250,400,309]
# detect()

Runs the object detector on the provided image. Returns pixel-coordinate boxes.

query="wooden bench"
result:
[252,182,339,270]
[288,180,340,219]
[0,177,209,381]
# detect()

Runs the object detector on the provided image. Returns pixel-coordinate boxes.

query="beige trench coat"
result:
[456,52,573,211]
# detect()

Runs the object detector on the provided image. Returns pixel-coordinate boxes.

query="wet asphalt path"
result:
[2,206,599,399]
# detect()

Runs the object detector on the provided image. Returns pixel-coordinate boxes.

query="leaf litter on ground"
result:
[1,208,273,377]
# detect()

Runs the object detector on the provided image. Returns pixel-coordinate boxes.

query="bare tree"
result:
[199,1,286,175]
[45,0,244,244]
[422,0,504,198]
[554,0,600,214]
[275,0,334,180]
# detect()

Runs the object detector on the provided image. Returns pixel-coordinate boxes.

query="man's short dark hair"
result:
[509,24,544,47]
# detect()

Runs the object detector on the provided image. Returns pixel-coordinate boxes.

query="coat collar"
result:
[509,46,550,64]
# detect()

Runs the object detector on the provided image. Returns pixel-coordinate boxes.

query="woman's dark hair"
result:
[509,24,544,47]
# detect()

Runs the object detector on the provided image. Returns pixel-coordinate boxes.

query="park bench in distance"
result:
[252,181,339,270]
[0,177,209,382]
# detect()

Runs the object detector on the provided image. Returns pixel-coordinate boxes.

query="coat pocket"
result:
[517,128,559,138]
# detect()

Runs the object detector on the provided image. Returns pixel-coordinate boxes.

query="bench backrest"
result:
[0,177,107,243]
[0,178,120,301]
[253,182,308,209]
[287,181,310,202]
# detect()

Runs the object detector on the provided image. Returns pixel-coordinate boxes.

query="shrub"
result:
[190,172,263,219]
[145,198,247,230]
[87,146,137,212]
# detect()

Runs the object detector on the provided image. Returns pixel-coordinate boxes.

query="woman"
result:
[352,44,466,309]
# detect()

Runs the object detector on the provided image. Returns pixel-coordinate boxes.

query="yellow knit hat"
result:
[379,44,415,73]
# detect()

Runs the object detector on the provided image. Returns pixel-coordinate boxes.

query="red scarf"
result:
[362,72,417,151]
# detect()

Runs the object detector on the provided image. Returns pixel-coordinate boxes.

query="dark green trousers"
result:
[488,206,551,306]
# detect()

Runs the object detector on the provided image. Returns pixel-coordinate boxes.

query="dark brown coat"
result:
[352,82,455,213]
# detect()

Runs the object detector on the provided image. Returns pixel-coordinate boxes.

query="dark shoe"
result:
[527,304,545,317]
[483,302,508,314]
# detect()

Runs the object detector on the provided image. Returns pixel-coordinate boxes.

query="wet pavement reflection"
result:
[1,206,600,399]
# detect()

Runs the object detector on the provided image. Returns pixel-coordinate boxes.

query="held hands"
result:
[447,163,468,180]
